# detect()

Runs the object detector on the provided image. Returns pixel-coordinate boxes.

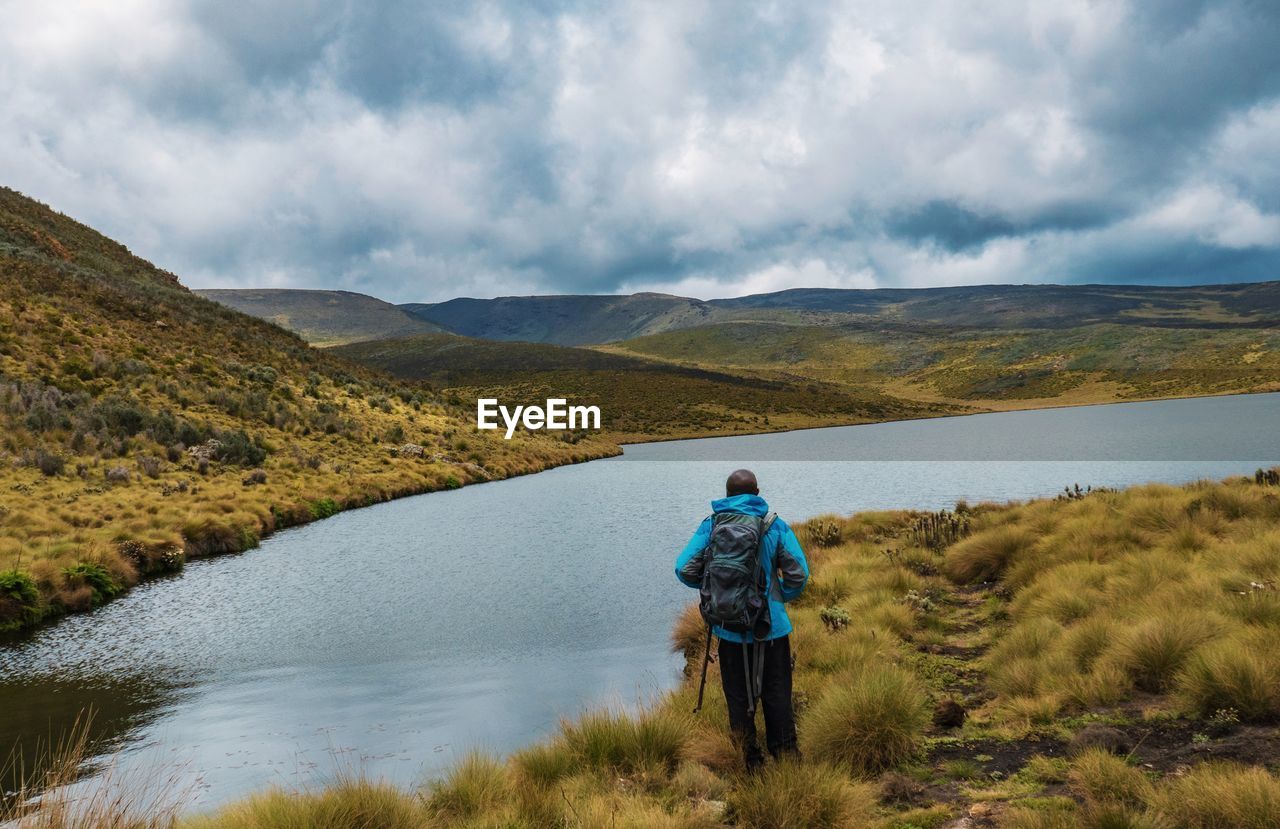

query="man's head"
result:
[726,468,759,497]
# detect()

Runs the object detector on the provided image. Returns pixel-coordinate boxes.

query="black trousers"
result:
[718,634,798,769]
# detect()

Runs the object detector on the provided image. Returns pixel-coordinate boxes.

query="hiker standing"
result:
[675,468,810,771]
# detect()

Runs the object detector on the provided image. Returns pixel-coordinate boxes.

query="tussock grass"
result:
[1149,763,1280,829]
[947,477,1280,724]
[1178,630,1280,721]
[186,779,424,829]
[423,751,511,820]
[1068,750,1152,813]
[726,759,877,829]
[944,525,1036,583]
[559,708,689,777]
[800,664,929,775]
[17,475,1280,827]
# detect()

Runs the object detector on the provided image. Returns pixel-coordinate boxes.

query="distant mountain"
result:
[197,288,442,346]
[400,293,712,345]
[401,282,1280,345]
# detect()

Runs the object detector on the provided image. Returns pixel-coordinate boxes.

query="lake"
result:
[2,392,1278,808]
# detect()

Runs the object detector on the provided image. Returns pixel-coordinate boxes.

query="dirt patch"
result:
[1120,721,1280,772]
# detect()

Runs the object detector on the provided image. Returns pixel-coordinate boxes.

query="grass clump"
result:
[423,751,511,821]
[559,708,688,777]
[1149,762,1280,829]
[727,759,877,829]
[188,779,424,829]
[944,525,1035,584]
[800,664,929,775]
[1177,631,1280,722]
[1110,613,1218,693]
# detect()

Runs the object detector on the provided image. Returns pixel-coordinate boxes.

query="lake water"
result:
[2,393,1278,808]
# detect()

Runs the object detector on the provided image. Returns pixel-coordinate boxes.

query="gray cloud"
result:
[2,0,1278,302]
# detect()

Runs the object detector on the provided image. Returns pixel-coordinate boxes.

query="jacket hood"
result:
[711,493,770,516]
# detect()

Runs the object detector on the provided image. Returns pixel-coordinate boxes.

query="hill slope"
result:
[401,282,1280,345]
[400,292,713,345]
[196,288,441,346]
[331,332,950,442]
[0,187,615,633]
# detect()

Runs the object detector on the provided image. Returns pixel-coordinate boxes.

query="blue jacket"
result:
[674,494,810,643]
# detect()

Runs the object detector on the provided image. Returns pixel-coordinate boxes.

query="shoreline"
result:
[8,385,1274,643]
[613,385,1280,448]
[11,470,1280,826]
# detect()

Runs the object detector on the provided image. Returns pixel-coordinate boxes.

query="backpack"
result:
[697,511,777,636]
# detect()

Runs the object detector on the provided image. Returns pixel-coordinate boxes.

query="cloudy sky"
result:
[3,1,1279,302]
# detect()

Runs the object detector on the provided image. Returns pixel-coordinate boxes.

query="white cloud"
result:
[1,0,1278,301]
[1139,185,1280,249]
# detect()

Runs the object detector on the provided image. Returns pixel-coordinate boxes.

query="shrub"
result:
[820,605,851,632]
[61,562,120,607]
[137,455,161,478]
[309,498,339,520]
[1151,762,1280,829]
[35,448,65,476]
[944,525,1035,583]
[0,569,41,630]
[423,751,510,820]
[214,429,267,467]
[727,759,877,829]
[800,664,929,775]
[804,518,843,549]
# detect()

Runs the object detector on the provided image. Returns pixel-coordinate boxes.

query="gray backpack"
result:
[691,511,777,714]
[697,511,777,635]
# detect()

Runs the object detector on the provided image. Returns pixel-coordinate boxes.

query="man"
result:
[675,468,810,770]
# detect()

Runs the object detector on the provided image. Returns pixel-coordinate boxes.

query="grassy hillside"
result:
[401,292,714,345]
[196,288,441,346]
[16,473,1280,827]
[331,332,952,442]
[400,282,1280,346]
[0,188,616,634]
[608,319,1280,408]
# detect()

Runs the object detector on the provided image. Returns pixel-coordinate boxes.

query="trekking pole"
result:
[693,626,714,714]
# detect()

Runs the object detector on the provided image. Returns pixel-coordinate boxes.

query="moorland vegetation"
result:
[0,187,615,633]
[10,472,1280,827]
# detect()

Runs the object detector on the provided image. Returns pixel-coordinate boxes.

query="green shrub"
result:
[800,664,929,775]
[444,474,462,490]
[727,759,877,829]
[61,562,120,607]
[0,569,41,630]
[309,498,339,520]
